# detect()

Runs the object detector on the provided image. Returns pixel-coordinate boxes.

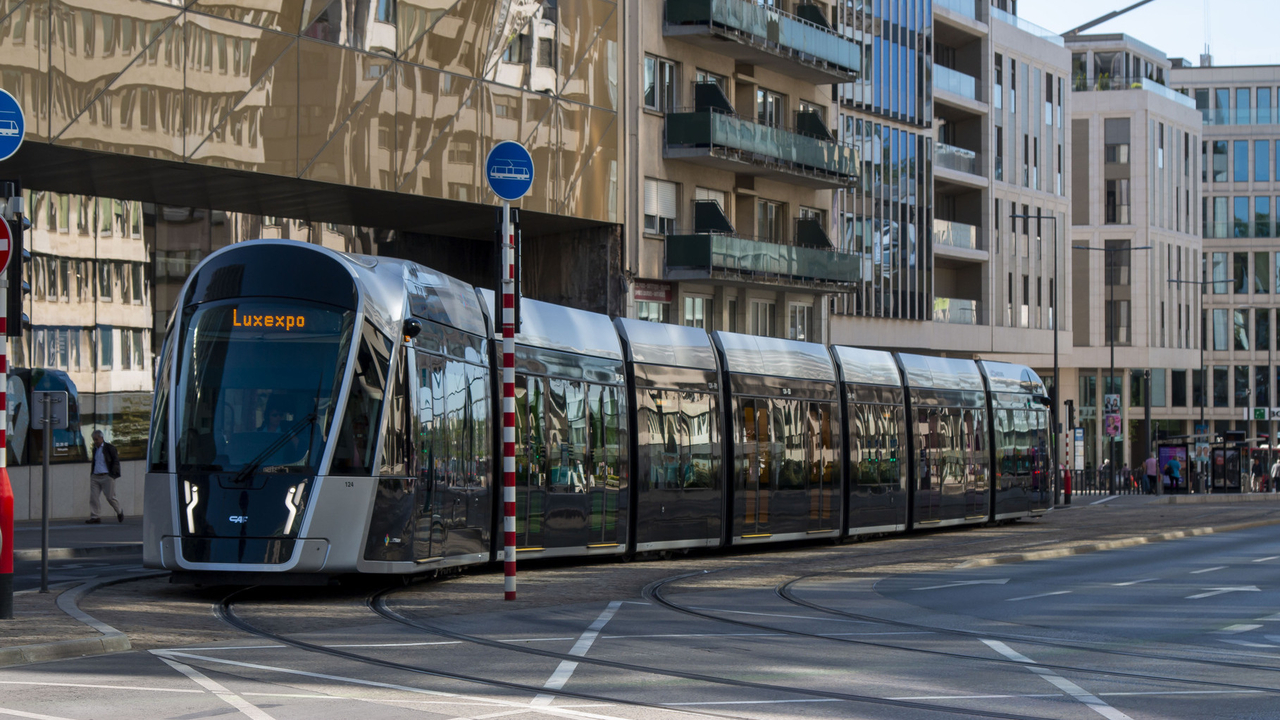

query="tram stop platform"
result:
[10,516,144,562]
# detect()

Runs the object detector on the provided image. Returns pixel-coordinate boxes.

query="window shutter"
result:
[656,180,677,219]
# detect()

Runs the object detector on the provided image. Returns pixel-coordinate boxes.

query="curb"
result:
[0,571,166,668]
[1153,493,1280,505]
[14,544,142,562]
[956,516,1280,569]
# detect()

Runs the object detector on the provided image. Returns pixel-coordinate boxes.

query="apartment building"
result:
[623,1,861,342]
[1065,34,1203,471]
[1170,62,1280,449]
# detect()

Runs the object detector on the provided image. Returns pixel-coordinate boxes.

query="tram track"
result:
[775,572,1280,675]
[210,584,1059,720]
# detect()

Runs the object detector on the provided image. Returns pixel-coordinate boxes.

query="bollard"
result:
[0,468,11,619]
[1063,468,1072,506]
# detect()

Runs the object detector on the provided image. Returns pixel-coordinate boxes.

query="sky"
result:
[1018,0,1279,67]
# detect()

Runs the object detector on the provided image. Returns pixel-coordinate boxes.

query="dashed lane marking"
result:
[1253,556,1280,563]
[1217,624,1263,634]
[1191,566,1228,574]
[531,601,624,708]
[154,654,278,720]
[982,640,1135,720]
[1006,591,1071,602]
[1113,578,1157,586]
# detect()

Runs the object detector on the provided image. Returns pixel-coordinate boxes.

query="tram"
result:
[142,240,1052,580]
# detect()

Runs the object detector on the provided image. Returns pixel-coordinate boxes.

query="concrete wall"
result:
[8,460,147,522]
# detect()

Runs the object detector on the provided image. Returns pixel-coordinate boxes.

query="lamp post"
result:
[1011,210,1061,504]
[1168,275,1218,493]
[1074,243,1151,493]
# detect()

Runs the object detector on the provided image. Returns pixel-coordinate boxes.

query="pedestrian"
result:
[1270,455,1280,493]
[87,429,123,524]
[1167,453,1182,493]
[1142,453,1158,495]
[1252,458,1266,494]
[1121,463,1131,492]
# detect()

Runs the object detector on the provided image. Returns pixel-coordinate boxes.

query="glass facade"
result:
[834,0,933,321]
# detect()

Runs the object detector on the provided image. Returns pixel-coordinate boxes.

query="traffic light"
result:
[2,180,27,339]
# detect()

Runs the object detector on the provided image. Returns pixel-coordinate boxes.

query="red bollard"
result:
[1063,468,1072,506]
[0,467,12,619]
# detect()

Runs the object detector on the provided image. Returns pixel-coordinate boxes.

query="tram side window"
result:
[331,322,391,475]
[148,327,175,473]
[682,391,716,489]
[851,403,902,485]
[468,363,489,488]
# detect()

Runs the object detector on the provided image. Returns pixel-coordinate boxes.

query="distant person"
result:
[86,430,123,524]
[1168,454,1182,492]
[1270,456,1280,493]
[1142,454,1158,495]
[1252,458,1266,493]
[1121,463,1131,491]
[259,404,288,433]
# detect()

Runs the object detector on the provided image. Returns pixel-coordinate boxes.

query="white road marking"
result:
[0,680,203,694]
[982,640,1134,720]
[532,601,624,707]
[1112,578,1157,586]
[152,651,672,720]
[1090,496,1119,505]
[0,708,82,720]
[913,579,1010,591]
[1217,624,1262,634]
[1187,586,1260,599]
[154,654,278,720]
[1259,613,1280,621]
[1006,591,1071,602]
[687,607,871,623]
[1191,566,1228,574]
[1221,639,1277,648]
[1253,556,1280,563]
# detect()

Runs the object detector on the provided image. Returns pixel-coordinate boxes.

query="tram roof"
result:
[896,353,984,392]
[478,289,623,361]
[979,360,1047,396]
[712,332,836,382]
[398,262,488,338]
[614,319,716,370]
[830,346,902,387]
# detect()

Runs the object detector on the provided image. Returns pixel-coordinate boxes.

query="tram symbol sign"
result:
[485,141,533,201]
[0,89,25,162]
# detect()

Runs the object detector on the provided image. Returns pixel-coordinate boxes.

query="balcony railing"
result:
[666,110,859,185]
[666,233,861,285]
[665,0,861,80]
[935,142,982,177]
[934,0,977,21]
[1202,106,1280,126]
[990,8,1063,46]
[1073,76,1196,109]
[933,298,982,325]
[935,65,978,101]
[933,219,981,251]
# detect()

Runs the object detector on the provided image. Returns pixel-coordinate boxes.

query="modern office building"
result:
[0,0,622,480]
[1170,60,1280,451]
[1064,34,1202,471]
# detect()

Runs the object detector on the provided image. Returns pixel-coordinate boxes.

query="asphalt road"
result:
[12,556,146,593]
[3,524,1280,719]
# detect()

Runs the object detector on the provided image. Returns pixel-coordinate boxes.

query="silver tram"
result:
[143,240,1052,580]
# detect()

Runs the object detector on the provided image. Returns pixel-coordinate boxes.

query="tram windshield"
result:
[174,299,353,475]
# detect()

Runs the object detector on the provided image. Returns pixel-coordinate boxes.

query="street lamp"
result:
[1073,243,1151,493]
[1168,275,1221,493]
[1011,210,1061,504]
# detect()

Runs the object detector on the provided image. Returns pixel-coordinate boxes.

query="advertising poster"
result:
[1104,393,1121,437]
[1073,427,1085,470]
[1158,445,1188,492]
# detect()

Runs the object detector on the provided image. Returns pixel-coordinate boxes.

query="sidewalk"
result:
[11,516,143,561]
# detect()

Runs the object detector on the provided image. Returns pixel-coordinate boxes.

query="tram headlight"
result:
[182,480,199,534]
[283,482,306,535]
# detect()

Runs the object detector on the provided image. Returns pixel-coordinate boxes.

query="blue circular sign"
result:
[485,141,533,201]
[0,89,24,163]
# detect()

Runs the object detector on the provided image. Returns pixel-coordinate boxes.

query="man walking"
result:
[1142,453,1158,495]
[87,430,123,524]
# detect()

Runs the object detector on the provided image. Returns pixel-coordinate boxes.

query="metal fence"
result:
[1068,464,1278,497]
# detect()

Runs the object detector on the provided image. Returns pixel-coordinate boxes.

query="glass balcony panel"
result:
[664,0,860,77]
[666,233,861,285]
[933,298,982,325]
[989,8,1063,46]
[665,110,858,183]
[933,219,981,251]
[934,65,977,101]
[934,142,982,177]
[934,0,977,20]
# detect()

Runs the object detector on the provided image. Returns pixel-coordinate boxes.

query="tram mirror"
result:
[1032,394,1051,407]
[402,318,421,342]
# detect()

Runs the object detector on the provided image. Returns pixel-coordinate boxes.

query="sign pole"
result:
[40,396,49,593]
[501,201,517,601]
[0,193,13,618]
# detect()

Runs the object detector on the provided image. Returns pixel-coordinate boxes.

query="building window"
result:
[1256,252,1270,295]
[1213,308,1229,351]
[637,301,670,324]
[757,88,784,127]
[1106,300,1130,344]
[749,300,776,337]
[1172,369,1187,407]
[1212,140,1227,182]
[1257,140,1271,182]
[1258,308,1272,352]
[538,38,554,68]
[788,303,812,342]
[643,178,677,235]
[1234,251,1249,293]
[643,55,677,111]
[994,126,1003,181]
[98,326,114,369]
[1236,365,1251,408]
[375,0,394,23]
[1258,197,1273,238]
[1234,140,1249,182]
[1234,309,1250,351]
[1213,366,1229,408]
[1234,197,1250,238]
[1258,365,1272,408]
[1104,180,1130,224]
[756,199,783,243]
[683,296,711,329]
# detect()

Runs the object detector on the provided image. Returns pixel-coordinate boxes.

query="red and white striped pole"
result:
[500,201,517,600]
[0,195,14,618]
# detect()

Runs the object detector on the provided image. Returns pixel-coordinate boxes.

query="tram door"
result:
[808,403,837,531]
[738,398,770,535]
[586,384,622,546]
[914,408,941,524]
[965,410,987,518]
[414,352,445,560]
[514,376,546,549]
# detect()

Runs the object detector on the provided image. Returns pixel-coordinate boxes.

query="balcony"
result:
[1201,106,1278,126]
[666,233,861,288]
[934,0,978,21]
[665,110,859,188]
[934,65,979,102]
[1073,76,1196,110]
[990,7,1063,46]
[664,0,861,84]
[933,297,983,325]
[934,142,983,178]
[933,219,982,251]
